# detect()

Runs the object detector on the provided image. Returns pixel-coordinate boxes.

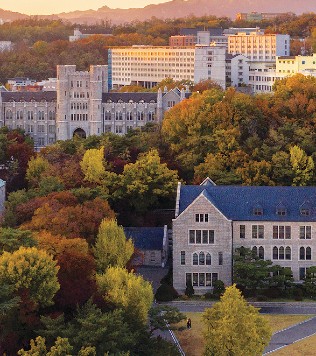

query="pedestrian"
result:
[187,318,191,329]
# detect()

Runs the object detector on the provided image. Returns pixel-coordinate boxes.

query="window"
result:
[27,111,34,120]
[253,207,263,215]
[300,226,311,239]
[299,267,307,281]
[38,111,45,120]
[127,112,133,120]
[193,253,198,265]
[273,226,291,239]
[37,125,45,133]
[273,246,291,260]
[181,251,185,265]
[188,230,214,244]
[252,225,264,239]
[218,252,223,265]
[240,225,245,239]
[199,252,205,265]
[115,126,123,134]
[195,214,208,222]
[300,246,312,260]
[206,253,211,265]
[137,111,144,121]
[37,137,45,146]
[104,111,111,120]
[276,207,286,216]
[186,272,218,288]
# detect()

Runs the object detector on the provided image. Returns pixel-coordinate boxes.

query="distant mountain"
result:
[0,0,315,25]
[0,8,28,21]
[56,0,316,24]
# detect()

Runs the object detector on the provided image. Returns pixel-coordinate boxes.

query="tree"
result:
[303,266,316,299]
[115,149,179,213]
[93,219,134,272]
[96,267,154,325]
[0,228,36,254]
[80,147,106,184]
[290,145,314,186]
[26,156,52,188]
[40,301,136,355]
[18,336,73,356]
[149,305,186,333]
[203,285,272,356]
[233,247,272,294]
[0,247,60,307]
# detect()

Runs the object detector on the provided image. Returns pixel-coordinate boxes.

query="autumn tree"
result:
[80,147,106,184]
[203,285,271,356]
[0,228,36,253]
[115,149,179,213]
[26,156,52,188]
[93,219,134,272]
[0,247,60,307]
[96,267,153,325]
[290,145,314,186]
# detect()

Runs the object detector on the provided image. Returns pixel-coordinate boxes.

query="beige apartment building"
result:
[228,33,290,62]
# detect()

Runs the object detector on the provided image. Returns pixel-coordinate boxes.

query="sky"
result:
[0,0,171,15]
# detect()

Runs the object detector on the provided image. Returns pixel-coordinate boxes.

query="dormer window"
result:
[276,208,286,216]
[300,208,310,216]
[253,207,263,216]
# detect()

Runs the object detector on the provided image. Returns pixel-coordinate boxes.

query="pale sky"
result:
[0,0,171,15]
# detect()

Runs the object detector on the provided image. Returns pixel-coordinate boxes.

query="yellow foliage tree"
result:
[80,147,106,184]
[93,219,134,272]
[96,267,153,325]
[203,284,271,356]
[0,247,60,307]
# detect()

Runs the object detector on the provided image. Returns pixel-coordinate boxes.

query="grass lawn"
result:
[173,312,313,356]
[272,334,316,355]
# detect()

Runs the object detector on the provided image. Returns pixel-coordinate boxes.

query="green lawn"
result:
[173,312,313,356]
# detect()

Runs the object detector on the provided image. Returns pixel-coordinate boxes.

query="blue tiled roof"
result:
[124,227,165,250]
[179,185,316,222]
[0,179,5,188]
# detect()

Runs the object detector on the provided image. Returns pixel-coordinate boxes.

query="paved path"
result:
[263,316,316,354]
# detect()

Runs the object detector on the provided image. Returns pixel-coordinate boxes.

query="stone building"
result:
[0,65,190,148]
[173,178,316,294]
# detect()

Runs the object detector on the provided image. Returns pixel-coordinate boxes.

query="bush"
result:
[294,287,303,301]
[185,282,194,297]
[257,295,268,302]
[155,283,179,302]
[213,280,225,298]
[204,292,213,300]
[263,287,282,299]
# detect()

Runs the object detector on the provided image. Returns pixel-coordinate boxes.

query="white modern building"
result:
[226,54,249,87]
[69,28,112,42]
[108,45,227,89]
[228,33,290,62]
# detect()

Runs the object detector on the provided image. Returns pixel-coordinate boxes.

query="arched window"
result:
[273,246,278,260]
[306,247,312,260]
[199,252,205,265]
[300,247,305,260]
[258,246,264,259]
[206,253,211,265]
[193,253,198,265]
[279,246,284,260]
[252,246,258,256]
[6,110,12,120]
[285,246,291,260]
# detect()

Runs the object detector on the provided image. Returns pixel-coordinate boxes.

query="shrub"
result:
[257,295,268,302]
[263,287,282,299]
[204,292,213,300]
[294,287,303,301]
[213,280,225,298]
[155,283,179,302]
[185,282,194,297]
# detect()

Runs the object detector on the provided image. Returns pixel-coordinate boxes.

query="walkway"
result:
[264,316,316,354]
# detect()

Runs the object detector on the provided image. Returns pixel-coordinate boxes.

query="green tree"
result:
[96,267,154,325]
[0,247,60,307]
[115,149,179,213]
[80,147,106,184]
[290,145,314,186]
[0,228,36,254]
[18,336,73,356]
[303,266,316,299]
[233,247,272,293]
[93,219,134,272]
[149,305,186,333]
[203,285,272,356]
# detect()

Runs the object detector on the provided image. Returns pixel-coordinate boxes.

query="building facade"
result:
[0,65,190,148]
[108,45,227,89]
[173,178,316,294]
[228,33,290,62]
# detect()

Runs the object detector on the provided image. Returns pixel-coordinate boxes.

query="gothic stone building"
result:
[173,178,316,294]
[0,65,190,148]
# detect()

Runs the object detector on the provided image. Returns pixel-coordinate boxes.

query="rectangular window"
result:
[299,267,306,281]
[181,251,185,265]
[193,273,198,287]
[252,225,264,239]
[273,226,291,239]
[300,226,312,239]
[240,225,245,239]
[186,273,192,285]
[188,230,214,244]
[219,252,223,266]
[199,273,205,286]
[196,230,201,244]
[202,230,208,244]
[187,273,218,287]
[195,214,208,222]
[209,230,214,244]
[189,230,195,244]
[206,273,212,286]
